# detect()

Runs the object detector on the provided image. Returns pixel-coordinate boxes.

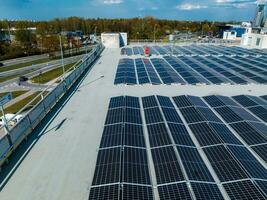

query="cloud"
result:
[103,0,123,4]
[176,3,208,10]
[216,0,256,8]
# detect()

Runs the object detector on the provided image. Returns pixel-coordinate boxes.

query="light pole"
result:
[94,26,97,37]
[153,24,157,44]
[59,34,65,79]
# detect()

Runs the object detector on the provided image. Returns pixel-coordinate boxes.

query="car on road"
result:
[19,76,28,82]
[0,62,3,67]
[0,113,23,126]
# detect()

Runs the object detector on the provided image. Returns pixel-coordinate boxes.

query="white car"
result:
[0,114,23,126]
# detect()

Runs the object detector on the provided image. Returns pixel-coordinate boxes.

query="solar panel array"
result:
[121,45,267,56]
[89,95,267,200]
[114,55,267,85]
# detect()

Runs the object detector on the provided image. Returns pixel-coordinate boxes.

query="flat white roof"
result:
[0,47,266,200]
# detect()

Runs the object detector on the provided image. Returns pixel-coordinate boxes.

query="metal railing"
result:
[0,43,104,168]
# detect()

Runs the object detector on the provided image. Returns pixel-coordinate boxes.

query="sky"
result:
[0,0,266,21]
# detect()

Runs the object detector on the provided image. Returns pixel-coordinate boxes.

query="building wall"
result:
[101,33,120,48]
[241,33,267,49]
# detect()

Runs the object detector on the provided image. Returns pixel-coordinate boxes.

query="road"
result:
[1,46,94,67]
[0,55,83,78]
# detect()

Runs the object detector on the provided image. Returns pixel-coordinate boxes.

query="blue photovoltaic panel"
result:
[248,106,267,122]
[151,146,185,184]
[123,147,151,184]
[124,107,142,124]
[161,107,183,124]
[190,182,224,200]
[252,144,267,163]
[158,182,192,200]
[177,146,214,181]
[144,107,164,124]
[147,123,172,147]
[125,96,140,108]
[92,147,121,185]
[89,184,119,200]
[203,145,249,182]
[124,123,146,147]
[122,184,154,200]
[227,145,267,179]
[255,180,267,197]
[157,96,175,108]
[173,95,194,108]
[100,124,123,148]
[189,122,223,146]
[168,123,195,146]
[105,108,124,125]
[214,107,243,123]
[209,122,242,145]
[230,122,267,145]
[109,96,124,109]
[142,96,158,108]
[223,180,266,200]
[179,107,206,124]
[187,95,208,107]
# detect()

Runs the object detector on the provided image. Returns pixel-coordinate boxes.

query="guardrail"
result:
[0,43,104,169]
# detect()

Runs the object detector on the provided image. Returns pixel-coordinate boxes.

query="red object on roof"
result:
[145,47,149,56]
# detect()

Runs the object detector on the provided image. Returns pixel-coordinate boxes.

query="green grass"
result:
[31,63,76,84]
[0,92,46,116]
[0,90,29,99]
[0,58,53,73]
[0,75,19,83]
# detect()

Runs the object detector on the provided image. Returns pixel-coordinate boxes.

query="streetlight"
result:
[153,24,157,44]
[59,34,65,80]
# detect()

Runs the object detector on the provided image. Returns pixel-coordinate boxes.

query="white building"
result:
[223,31,237,40]
[101,33,127,48]
[241,32,267,49]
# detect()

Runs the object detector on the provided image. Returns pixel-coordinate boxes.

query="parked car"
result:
[0,62,3,67]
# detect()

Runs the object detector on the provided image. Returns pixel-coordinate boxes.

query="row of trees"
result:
[1,17,223,38]
[0,17,230,60]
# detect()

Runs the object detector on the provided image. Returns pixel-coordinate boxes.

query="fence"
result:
[0,43,104,169]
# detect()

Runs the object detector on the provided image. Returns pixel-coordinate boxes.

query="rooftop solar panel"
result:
[173,95,194,108]
[203,145,249,182]
[208,122,242,145]
[122,184,154,200]
[100,124,123,148]
[179,107,206,124]
[158,182,193,200]
[156,96,175,108]
[168,123,195,147]
[92,147,121,185]
[252,144,267,163]
[123,123,146,147]
[142,96,158,109]
[190,182,224,200]
[255,180,267,197]
[177,146,214,181]
[223,180,266,200]
[230,122,267,145]
[248,106,267,122]
[123,147,151,184]
[89,184,119,200]
[189,122,223,146]
[227,145,267,179]
[161,107,183,124]
[147,123,172,147]
[144,107,164,124]
[151,146,185,184]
